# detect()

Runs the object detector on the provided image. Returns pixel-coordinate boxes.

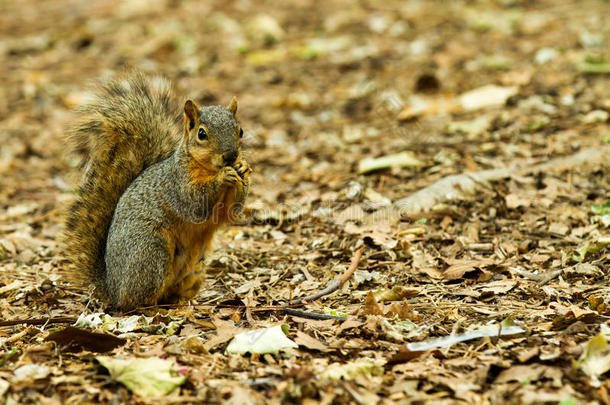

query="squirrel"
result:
[63,73,251,310]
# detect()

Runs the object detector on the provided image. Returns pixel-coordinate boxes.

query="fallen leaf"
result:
[591,201,610,227]
[374,286,419,302]
[478,280,518,295]
[552,306,601,330]
[12,364,51,382]
[0,378,8,397]
[581,110,609,124]
[505,193,531,209]
[358,151,424,174]
[361,291,384,315]
[363,188,392,209]
[446,116,492,137]
[388,347,426,364]
[0,280,24,296]
[573,334,610,387]
[294,331,332,352]
[336,317,364,335]
[46,326,125,353]
[563,237,610,265]
[96,357,186,397]
[245,14,284,45]
[180,336,208,354]
[225,385,263,405]
[386,300,420,321]
[443,258,496,281]
[459,84,518,111]
[397,96,458,120]
[245,49,286,66]
[226,324,298,355]
[362,232,398,249]
[495,364,561,385]
[577,59,610,74]
[74,313,182,335]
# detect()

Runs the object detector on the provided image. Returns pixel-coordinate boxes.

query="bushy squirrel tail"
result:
[63,72,182,295]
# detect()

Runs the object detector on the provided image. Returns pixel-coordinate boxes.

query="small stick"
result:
[283,308,346,321]
[467,243,494,252]
[537,269,563,286]
[281,246,365,321]
[0,317,77,328]
[291,246,365,305]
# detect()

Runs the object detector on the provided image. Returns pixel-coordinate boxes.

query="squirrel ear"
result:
[228,96,238,116]
[184,100,201,131]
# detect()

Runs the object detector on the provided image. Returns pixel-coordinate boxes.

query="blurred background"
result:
[0,0,608,210]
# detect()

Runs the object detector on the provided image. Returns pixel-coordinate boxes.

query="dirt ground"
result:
[1,0,609,403]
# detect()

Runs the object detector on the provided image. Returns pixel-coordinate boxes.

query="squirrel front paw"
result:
[218,166,241,187]
[233,160,252,181]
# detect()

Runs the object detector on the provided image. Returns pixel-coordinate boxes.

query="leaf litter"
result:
[1,0,610,403]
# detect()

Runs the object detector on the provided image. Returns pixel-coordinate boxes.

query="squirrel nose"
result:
[223,150,238,166]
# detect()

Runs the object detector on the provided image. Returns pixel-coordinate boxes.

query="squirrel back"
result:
[63,73,182,293]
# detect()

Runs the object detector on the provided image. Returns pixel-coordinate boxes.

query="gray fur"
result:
[197,106,241,158]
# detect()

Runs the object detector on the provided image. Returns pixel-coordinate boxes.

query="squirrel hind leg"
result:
[161,265,206,304]
[105,235,172,311]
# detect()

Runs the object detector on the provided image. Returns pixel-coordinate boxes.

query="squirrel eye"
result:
[239,128,244,138]
[197,128,207,141]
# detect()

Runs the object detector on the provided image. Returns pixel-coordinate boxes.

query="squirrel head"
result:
[183,98,243,172]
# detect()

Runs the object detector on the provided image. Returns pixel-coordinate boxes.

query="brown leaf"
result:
[294,331,332,352]
[361,291,383,316]
[385,300,420,321]
[478,280,518,295]
[46,327,125,353]
[388,346,425,364]
[443,258,496,281]
[336,317,364,336]
[517,347,540,363]
[495,364,562,386]
[203,319,243,351]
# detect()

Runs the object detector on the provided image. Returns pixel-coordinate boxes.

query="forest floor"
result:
[1,0,609,403]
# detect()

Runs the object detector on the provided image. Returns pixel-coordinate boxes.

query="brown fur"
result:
[187,149,218,186]
[159,213,216,303]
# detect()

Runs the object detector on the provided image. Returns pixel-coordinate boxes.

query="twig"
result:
[0,317,77,328]
[283,308,346,321]
[537,269,563,286]
[281,246,365,321]
[467,243,494,252]
[290,246,365,306]
[244,377,282,386]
